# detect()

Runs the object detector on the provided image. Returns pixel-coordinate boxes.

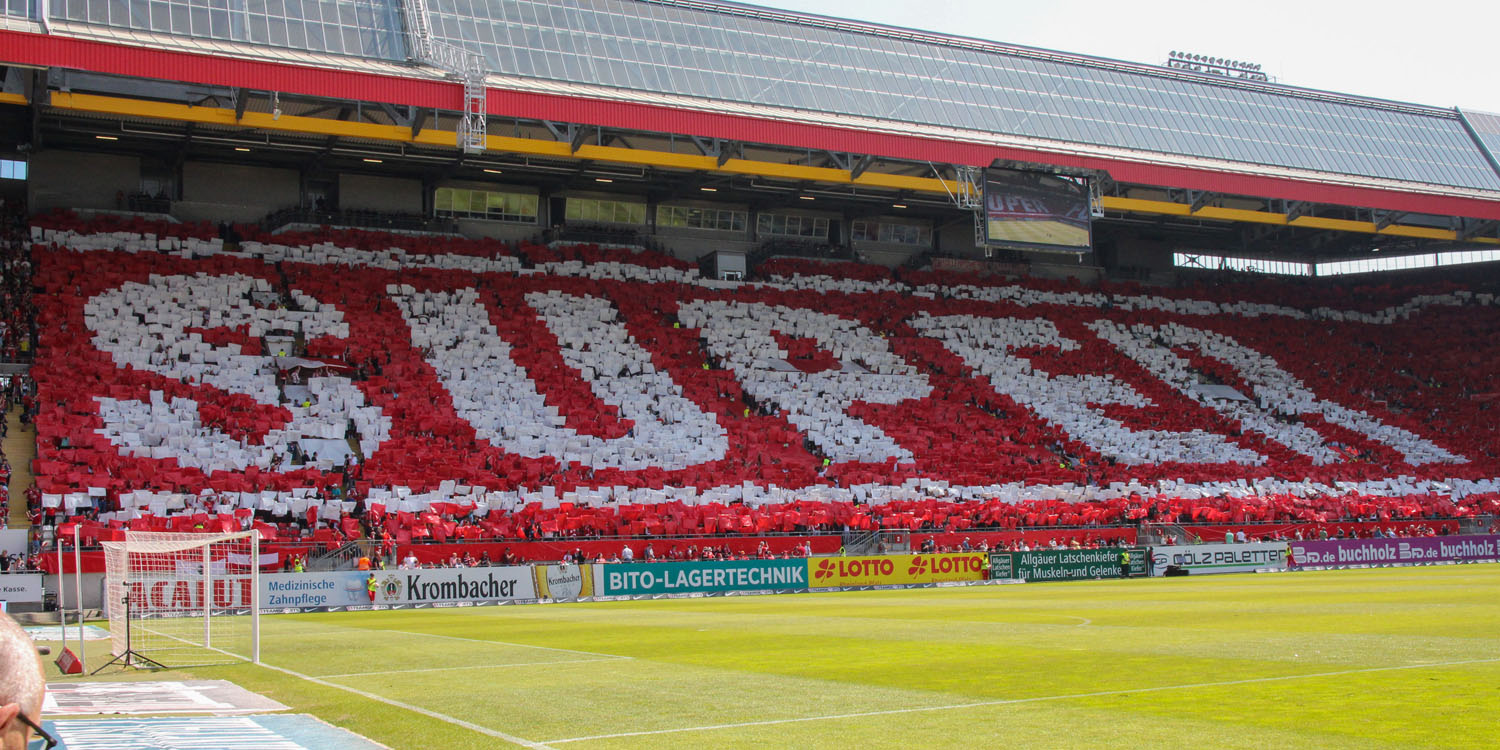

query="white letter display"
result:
[397,288,727,471]
[1091,320,1464,466]
[85,273,390,472]
[678,300,931,463]
[911,313,1264,466]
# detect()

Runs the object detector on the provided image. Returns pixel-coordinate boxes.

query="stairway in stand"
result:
[4,405,35,530]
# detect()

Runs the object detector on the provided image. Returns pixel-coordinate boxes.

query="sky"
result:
[749,0,1500,114]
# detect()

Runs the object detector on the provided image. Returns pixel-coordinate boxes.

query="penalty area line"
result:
[544,656,1500,744]
[372,629,633,660]
[258,660,558,750]
[318,656,626,679]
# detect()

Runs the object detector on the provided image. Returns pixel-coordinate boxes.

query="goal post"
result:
[100,530,261,668]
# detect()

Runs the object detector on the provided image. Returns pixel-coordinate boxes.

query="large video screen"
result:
[983,169,1092,252]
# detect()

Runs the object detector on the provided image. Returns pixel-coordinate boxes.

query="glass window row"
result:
[434,187,539,223]
[851,220,931,246]
[1172,253,1312,277]
[1174,250,1500,278]
[49,0,404,59]
[0,159,26,181]
[565,197,647,225]
[757,213,828,239]
[45,0,1497,189]
[657,205,747,232]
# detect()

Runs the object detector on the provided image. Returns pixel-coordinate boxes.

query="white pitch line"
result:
[371,628,632,660]
[544,656,1500,744]
[318,656,626,679]
[258,660,558,750]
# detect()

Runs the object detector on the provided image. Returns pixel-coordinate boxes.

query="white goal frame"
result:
[101,530,261,668]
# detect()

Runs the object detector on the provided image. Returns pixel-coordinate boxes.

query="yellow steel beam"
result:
[1102,196,1194,217]
[1102,194,1498,244]
[51,91,950,194]
[0,92,27,106]
[45,91,1499,245]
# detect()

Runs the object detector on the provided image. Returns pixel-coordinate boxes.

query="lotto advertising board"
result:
[993,547,1148,582]
[807,553,988,588]
[1289,535,1500,568]
[595,559,808,596]
[261,566,537,610]
[1150,542,1287,576]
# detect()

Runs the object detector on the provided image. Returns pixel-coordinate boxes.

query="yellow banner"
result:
[808,553,987,588]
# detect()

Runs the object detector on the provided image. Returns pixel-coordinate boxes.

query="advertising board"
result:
[596,560,807,596]
[1150,542,1287,576]
[0,573,43,603]
[995,547,1147,582]
[1289,535,1500,568]
[261,566,537,610]
[534,564,594,601]
[807,553,987,588]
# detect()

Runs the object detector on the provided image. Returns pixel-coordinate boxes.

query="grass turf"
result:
[39,564,1500,749]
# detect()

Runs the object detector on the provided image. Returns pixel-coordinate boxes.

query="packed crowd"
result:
[12,212,1500,566]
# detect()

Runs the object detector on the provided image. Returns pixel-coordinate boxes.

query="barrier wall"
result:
[1149,542,1287,576]
[1289,535,1500,568]
[44,539,1500,615]
[990,547,1148,581]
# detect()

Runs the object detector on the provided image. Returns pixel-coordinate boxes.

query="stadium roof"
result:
[5,0,1500,227]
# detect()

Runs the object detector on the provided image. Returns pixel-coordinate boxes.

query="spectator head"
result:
[0,611,47,750]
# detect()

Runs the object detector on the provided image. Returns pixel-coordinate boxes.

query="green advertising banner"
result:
[596,559,809,596]
[990,547,1148,582]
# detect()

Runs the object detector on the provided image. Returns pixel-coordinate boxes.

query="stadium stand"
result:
[18,214,1500,568]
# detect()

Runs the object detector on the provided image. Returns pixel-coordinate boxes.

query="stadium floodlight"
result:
[1169,50,1268,80]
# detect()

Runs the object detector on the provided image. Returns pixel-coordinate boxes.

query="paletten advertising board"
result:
[595,559,808,596]
[1150,542,1287,576]
[992,547,1148,582]
[1289,535,1500,568]
[807,553,988,588]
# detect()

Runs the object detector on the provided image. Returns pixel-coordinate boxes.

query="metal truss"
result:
[402,0,486,153]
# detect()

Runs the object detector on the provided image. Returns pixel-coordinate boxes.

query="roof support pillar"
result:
[850,154,875,180]
[1458,218,1498,241]
[1189,190,1213,213]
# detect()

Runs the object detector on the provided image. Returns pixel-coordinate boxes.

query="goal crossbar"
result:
[101,530,261,668]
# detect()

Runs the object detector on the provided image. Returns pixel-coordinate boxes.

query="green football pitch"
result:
[43,564,1500,749]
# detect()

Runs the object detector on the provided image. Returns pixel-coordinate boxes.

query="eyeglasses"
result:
[16,712,57,750]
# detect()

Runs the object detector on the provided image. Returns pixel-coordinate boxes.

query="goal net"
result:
[101,530,261,667]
